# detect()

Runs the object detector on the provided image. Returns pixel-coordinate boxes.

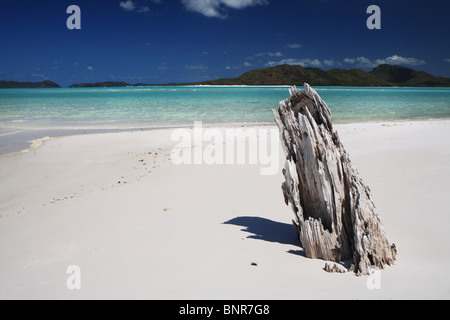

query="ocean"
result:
[0,86,449,153]
[1,86,450,130]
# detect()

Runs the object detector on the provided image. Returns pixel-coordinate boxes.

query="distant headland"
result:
[0,80,60,88]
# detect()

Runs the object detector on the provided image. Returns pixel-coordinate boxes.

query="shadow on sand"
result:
[223,216,306,257]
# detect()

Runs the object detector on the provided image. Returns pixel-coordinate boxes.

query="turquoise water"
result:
[0,86,449,132]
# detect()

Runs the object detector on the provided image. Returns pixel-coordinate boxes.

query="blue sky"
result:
[0,0,449,87]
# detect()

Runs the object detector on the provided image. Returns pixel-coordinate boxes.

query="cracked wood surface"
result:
[273,84,397,275]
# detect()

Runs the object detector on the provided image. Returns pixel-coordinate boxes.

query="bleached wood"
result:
[273,84,397,275]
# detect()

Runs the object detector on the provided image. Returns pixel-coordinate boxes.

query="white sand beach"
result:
[0,120,449,300]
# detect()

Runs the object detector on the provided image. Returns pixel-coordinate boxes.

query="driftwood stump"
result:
[273,84,397,275]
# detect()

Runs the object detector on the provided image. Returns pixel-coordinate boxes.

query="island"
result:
[0,80,60,88]
[196,64,450,87]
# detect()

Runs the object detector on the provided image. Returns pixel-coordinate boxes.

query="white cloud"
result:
[181,0,222,18]
[185,64,208,71]
[343,55,426,68]
[255,51,283,58]
[343,57,377,68]
[355,57,377,68]
[444,58,450,63]
[285,43,301,49]
[265,58,322,68]
[120,1,151,13]
[323,60,336,67]
[343,58,355,64]
[375,55,425,66]
[227,61,257,69]
[181,0,268,18]
[87,66,94,71]
[220,0,268,9]
[120,0,136,11]
[137,6,151,13]
[268,52,283,57]
[263,55,425,70]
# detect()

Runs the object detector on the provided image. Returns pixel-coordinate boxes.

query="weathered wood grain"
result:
[273,84,397,275]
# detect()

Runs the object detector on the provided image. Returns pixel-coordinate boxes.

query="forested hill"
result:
[196,64,450,87]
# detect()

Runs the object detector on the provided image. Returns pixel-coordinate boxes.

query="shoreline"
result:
[0,122,273,155]
[1,118,450,156]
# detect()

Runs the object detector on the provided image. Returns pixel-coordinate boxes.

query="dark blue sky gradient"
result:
[0,0,449,87]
